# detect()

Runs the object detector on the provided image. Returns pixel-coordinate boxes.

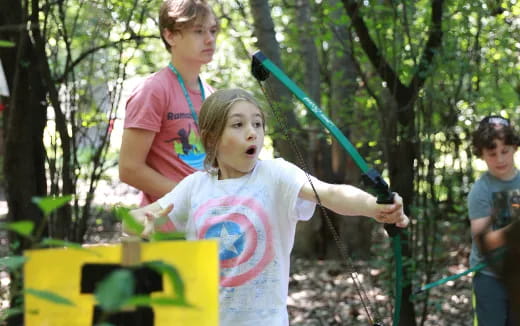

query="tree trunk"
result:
[291,0,323,258]
[248,0,303,164]
[0,0,48,252]
[341,0,445,324]
[0,2,48,325]
[328,0,375,258]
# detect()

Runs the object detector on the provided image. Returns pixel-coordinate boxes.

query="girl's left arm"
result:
[298,176,409,227]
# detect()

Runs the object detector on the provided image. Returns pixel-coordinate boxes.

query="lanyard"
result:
[168,62,205,128]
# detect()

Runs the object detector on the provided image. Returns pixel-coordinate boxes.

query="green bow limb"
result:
[251,50,403,326]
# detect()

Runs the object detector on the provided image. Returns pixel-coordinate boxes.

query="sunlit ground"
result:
[287,258,473,326]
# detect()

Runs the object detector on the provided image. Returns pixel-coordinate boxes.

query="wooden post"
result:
[121,236,141,266]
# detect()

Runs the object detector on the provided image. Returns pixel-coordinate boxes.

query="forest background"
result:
[0,0,519,325]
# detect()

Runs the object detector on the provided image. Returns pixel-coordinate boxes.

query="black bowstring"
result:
[256,79,384,325]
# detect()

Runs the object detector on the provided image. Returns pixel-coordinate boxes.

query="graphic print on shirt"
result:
[192,196,274,287]
[164,121,205,170]
[491,189,520,229]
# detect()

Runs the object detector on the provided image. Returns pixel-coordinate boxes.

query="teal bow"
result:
[251,50,403,326]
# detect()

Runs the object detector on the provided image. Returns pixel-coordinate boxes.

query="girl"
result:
[130,88,409,326]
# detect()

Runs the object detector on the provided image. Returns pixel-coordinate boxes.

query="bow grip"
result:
[362,168,400,238]
[378,193,400,238]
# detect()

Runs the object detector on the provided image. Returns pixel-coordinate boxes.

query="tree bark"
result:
[341,0,445,324]
[0,0,48,251]
[0,2,48,325]
[248,0,302,163]
[328,0,374,258]
[291,0,323,258]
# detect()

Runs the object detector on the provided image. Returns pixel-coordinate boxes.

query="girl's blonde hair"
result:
[158,0,218,51]
[199,89,265,171]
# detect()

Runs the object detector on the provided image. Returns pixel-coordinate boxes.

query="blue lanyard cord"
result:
[168,63,206,128]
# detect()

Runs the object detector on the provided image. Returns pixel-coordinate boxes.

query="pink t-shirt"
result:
[124,66,214,206]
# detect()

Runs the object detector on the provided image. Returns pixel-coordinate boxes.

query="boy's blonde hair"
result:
[158,0,218,51]
[199,89,265,171]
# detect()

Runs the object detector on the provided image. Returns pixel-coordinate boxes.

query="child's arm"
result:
[470,216,509,250]
[298,176,409,227]
[123,202,173,237]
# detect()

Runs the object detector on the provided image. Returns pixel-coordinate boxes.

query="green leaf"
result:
[0,40,15,48]
[95,269,135,312]
[40,238,84,249]
[0,221,34,236]
[25,288,76,306]
[32,195,72,216]
[144,261,188,305]
[1,307,23,319]
[114,206,144,235]
[0,255,27,270]
[150,231,186,241]
[126,295,191,307]
[39,238,102,256]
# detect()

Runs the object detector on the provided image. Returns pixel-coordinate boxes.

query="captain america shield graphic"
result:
[193,196,274,287]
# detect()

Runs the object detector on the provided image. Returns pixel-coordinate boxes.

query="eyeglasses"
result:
[479,115,510,128]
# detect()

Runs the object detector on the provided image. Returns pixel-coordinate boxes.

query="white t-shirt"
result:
[158,158,316,326]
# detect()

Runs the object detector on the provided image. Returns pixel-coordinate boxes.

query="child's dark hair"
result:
[472,115,520,157]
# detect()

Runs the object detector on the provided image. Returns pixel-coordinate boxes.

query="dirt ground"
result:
[287,258,473,326]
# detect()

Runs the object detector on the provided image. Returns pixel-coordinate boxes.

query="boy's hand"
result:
[142,204,174,238]
[373,193,409,228]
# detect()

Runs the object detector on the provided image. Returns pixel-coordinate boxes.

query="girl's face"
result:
[216,101,264,179]
[481,139,518,180]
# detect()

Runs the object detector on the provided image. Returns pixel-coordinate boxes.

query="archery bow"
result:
[414,245,505,295]
[251,50,403,326]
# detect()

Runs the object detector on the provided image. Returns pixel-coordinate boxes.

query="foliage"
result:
[0,196,189,324]
[24,289,75,307]
[13,0,165,243]
[31,195,72,217]
[0,41,15,48]
[114,207,185,241]
[2,0,520,324]
[233,0,519,324]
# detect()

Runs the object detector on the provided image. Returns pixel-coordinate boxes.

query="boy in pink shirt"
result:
[119,0,219,231]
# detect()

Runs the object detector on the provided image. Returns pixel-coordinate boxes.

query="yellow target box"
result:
[24,239,219,326]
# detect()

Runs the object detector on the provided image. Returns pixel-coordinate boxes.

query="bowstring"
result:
[256,79,383,325]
